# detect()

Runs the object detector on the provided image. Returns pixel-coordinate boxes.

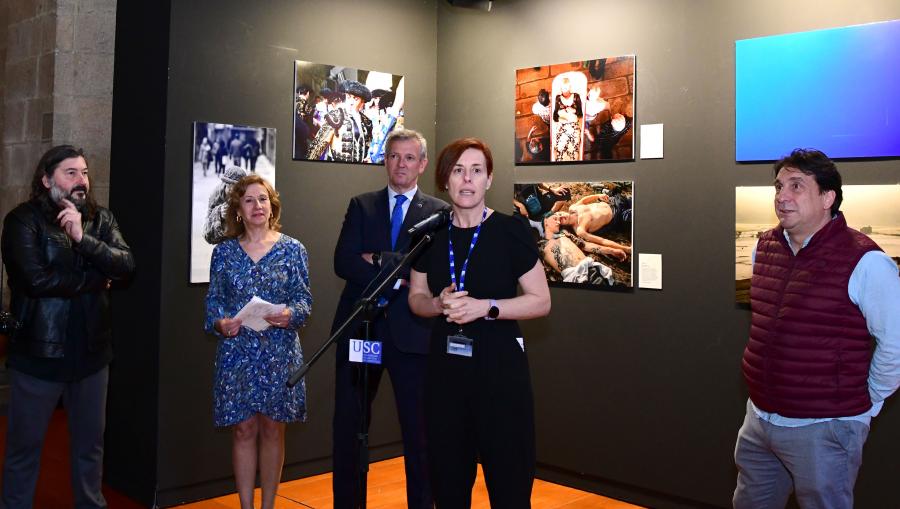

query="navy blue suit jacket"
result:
[331,187,448,354]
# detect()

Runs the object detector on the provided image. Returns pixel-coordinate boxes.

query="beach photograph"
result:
[735,184,900,303]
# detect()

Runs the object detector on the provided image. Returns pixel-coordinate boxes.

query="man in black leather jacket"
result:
[0,145,135,509]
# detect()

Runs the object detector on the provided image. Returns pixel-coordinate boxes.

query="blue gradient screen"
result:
[736,20,900,161]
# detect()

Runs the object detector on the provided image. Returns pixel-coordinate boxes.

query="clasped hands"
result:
[215,308,292,338]
[437,283,487,325]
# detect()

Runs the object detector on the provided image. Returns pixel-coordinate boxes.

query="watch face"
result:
[488,305,500,319]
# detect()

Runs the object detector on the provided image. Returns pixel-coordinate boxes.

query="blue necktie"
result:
[390,194,408,249]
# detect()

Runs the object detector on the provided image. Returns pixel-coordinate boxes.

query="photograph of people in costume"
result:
[514,56,635,164]
[191,121,276,283]
[735,184,900,303]
[513,181,634,289]
[293,60,404,165]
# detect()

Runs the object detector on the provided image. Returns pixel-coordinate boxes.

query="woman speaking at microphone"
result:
[408,138,550,507]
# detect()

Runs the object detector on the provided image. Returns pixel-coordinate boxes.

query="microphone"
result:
[407,208,451,236]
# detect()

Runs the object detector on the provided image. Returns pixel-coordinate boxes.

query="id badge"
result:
[447,333,473,357]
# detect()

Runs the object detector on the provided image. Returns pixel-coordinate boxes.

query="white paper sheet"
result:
[640,123,664,159]
[638,253,663,290]
[234,296,286,332]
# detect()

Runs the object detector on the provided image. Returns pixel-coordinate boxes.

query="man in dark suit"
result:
[332,128,448,508]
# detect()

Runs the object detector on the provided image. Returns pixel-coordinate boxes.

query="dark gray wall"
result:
[154,0,438,505]
[107,2,170,505]
[436,1,900,508]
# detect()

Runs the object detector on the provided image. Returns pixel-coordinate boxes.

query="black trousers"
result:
[425,333,535,508]
[332,335,431,509]
[1,367,109,509]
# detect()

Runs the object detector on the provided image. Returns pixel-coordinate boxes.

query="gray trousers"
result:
[1,367,109,509]
[733,400,869,509]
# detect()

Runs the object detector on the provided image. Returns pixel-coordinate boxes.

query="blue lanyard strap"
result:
[448,207,487,292]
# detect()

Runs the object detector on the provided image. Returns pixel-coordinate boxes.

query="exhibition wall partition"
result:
[107,1,900,507]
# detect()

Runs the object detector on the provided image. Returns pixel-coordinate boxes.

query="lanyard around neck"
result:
[448,207,488,292]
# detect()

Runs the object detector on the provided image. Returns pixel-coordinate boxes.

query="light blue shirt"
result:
[387,186,417,223]
[749,227,900,427]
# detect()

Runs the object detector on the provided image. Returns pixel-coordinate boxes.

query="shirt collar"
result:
[783,214,838,251]
[388,186,417,204]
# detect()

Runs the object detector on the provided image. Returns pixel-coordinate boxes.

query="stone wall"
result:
[1,0,57,224]
[54,0,117,204]
[0,0,117,223]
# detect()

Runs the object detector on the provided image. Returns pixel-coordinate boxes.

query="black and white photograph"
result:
[513,181,634,289]
[190,121,276,283]
[293,60,405,165]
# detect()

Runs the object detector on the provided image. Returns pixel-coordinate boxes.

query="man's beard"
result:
[49,181,89,211]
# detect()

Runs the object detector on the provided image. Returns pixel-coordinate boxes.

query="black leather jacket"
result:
[1,194,135,358]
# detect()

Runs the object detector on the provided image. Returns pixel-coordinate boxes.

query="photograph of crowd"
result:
[514,56,635,164]
[735,184,900,303]
[190,121,277,283]
[293,60,405,165]
[513,181,634,289]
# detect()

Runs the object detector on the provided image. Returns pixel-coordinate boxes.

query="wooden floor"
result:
[183,456,643,509]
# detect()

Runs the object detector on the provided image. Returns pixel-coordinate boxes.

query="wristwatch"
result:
[485,299,499,320]
[372,253,381,267]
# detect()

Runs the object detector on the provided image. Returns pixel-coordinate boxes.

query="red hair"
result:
[435,138,493,190]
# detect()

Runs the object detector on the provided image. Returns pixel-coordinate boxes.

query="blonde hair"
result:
[223,174,282,237]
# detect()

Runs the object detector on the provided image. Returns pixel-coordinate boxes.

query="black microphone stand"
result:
[287,232,435,509]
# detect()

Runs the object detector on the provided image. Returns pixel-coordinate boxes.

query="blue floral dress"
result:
[204,234,312,427]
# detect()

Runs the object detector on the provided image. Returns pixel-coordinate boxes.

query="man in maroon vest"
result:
[733,149,900,509]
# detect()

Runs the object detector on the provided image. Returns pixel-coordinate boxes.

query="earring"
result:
[237,215,242,222]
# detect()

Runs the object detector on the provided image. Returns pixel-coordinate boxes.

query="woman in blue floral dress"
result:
[204,174,312,509]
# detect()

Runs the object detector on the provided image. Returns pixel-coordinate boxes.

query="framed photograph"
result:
[736,20,900,161]
[190,121,276,284]
[513,181,634,289]
[514,56,635,165]
[735,184,900,303]
[293,60,404,165]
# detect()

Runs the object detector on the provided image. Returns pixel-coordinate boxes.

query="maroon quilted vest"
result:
[743,213,881,418]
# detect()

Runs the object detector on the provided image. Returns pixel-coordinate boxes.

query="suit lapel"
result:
[375,187,391,249]
[403,190,429,226]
